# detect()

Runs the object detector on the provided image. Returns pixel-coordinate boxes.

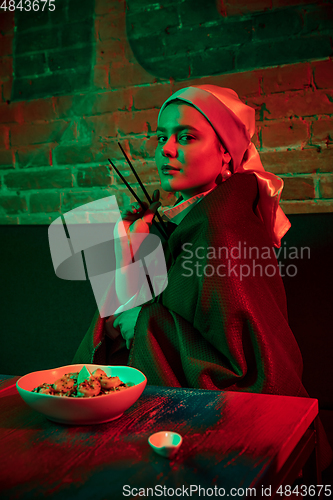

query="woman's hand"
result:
[122,189,161,236]
[114,190,161,304]
[113,306,142,349]
[114,189,161,265]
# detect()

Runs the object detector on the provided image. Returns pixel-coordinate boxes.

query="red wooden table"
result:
[0,374,323,499]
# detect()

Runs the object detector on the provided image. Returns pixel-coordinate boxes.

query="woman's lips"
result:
[161,165,180,175]
[162,169,179,175]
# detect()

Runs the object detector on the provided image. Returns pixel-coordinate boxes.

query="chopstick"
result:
[107,159,169,240]
[117,142,169,236]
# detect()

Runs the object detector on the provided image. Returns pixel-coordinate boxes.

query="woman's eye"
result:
[156,134,194,144]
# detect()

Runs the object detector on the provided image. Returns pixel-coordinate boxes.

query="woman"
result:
[73,85,331,469]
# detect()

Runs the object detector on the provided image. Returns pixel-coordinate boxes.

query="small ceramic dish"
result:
[148,431,183,458]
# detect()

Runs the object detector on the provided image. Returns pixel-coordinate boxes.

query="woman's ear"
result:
[222,150,231,165]
[217,142,231,165]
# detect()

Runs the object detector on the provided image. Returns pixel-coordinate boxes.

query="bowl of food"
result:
[16,364,147,425]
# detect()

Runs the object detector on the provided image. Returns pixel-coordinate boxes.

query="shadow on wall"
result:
[126,0,333,80]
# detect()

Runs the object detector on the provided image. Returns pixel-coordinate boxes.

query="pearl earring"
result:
[221,169,232,182]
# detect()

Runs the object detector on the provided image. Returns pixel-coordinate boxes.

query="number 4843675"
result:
[276,484,332,496]
[0,0,55,11]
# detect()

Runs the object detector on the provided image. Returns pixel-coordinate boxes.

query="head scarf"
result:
[157,85,290,248]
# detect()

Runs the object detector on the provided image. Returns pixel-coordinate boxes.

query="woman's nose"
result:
[161,137,177,157]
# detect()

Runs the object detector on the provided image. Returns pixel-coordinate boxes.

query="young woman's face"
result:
[155,102,230,201]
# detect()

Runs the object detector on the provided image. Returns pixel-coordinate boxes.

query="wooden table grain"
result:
[0,375,319,499]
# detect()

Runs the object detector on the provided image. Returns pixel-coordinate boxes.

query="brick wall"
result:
[0,0,332,224]
[12,0,94,100]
